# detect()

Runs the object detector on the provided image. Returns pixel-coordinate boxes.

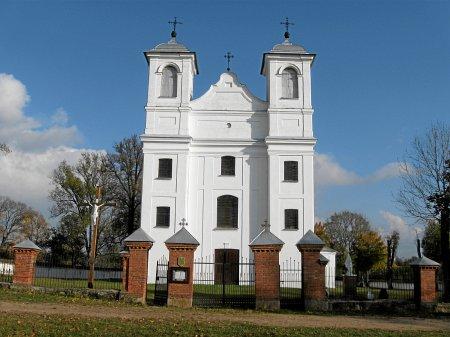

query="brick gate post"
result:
[123,228,154,303]
[296,230,328,311]
[410,256,440,308]
[120,250,130,292]
[12,240,41,286]
[249,223,284,310]
[165,226,199,308]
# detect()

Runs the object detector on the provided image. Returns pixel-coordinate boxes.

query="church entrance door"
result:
[214,249,239,285]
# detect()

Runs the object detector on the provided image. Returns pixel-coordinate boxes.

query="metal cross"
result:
[262,219,270,231]
[179,218,188,228]
[281,17,294,33]
[224,51,234,71]
[168,17,182,37]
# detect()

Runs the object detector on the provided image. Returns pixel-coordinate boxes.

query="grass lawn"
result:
[0,313,447,337]
[33,277,121,290]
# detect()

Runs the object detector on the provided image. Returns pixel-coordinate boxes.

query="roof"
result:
[250,227,284,246]
[410,255,440,267]
[14,239,41,251]
[124,227,155,243]
[321,246,337,253]
[319,254,329,263]
[152,37,190,52]
[296,230,325,246]
[165,227,199,245]
[271,39,307,54]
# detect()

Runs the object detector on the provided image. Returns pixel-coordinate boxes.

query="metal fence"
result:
[0,258,14,283]
[280,258,302,309]
[33,253,122,290]
[193,255,255,308]
[154,256,168,305]
[326,267,414,301]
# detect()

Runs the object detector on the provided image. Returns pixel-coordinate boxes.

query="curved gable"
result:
[190,72,267,111]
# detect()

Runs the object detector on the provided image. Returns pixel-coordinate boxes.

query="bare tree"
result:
[0,197,26,246]
[0,143,11,155]
[386,230,400,289]
[20,209,51,246]
[397,122,450,302]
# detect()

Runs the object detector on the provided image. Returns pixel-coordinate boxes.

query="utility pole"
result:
[85,186,115,289]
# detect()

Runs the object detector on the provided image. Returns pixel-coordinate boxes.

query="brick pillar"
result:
[123,228,154,304]
[296,230,327,311]
[12,240,41,286]
[410,256,440,308]
[165,225,200,308]
[249,223,284,310]
[120,250,130,292]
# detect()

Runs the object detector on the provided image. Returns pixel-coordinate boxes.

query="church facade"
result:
[140,29,330,282]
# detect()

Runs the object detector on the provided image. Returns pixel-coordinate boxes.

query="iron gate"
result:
[193,255,255,308]
[154,257,168,305]
[280,258,302,309]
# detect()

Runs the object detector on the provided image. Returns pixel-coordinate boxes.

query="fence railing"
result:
[326,267,414,301]
[0,258,14,283]
[193,256,255,308]
[280,258,302,309]
[33,253,122,290]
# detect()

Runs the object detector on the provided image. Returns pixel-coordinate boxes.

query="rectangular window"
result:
[158,158,172,179]
[285,209,298,230]
[156,207,170,227]
[221,156,235,176]
[284,161,298,182]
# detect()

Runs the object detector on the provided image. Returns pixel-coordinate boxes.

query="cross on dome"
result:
[168,17,182,38]
[280,17,294,40]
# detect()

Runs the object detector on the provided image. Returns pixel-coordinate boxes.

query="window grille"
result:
[156,207,170,227]
[284,161,298,182]
[285,209,298,230]
[158,158,172,179]
[281,68,299,99]
[221,156,235,176]
[217,195,238,229]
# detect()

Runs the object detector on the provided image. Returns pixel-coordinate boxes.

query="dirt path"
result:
[0,300,449,331]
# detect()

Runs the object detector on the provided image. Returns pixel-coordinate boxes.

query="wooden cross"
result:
[280,17,294,39]
[169,17,182,37]
[224,51,234,71]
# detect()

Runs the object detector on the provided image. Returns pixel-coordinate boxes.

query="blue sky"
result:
[1,0,449,257]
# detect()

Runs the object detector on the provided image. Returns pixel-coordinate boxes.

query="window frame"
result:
[156,206,170,227]
[216,195,239,229]
[157,158,173,179]
[283,161,298,182]
[220,156,236,176]
[284,209,299,230]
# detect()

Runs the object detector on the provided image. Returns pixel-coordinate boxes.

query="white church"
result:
[140,24,336,282]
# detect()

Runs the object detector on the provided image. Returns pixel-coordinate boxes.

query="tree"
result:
[0,143,11,155]
[20,209,51,246]
[386,230,400,289]
[49,152,117,255]
[353,230,386,278]
[396,123,450,302]
[0,196,26,246]
[104,135,143,236]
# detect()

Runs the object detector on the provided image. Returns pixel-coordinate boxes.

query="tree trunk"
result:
[441,210,450,302]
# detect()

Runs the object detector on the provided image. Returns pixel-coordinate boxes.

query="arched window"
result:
[281,68,298,99]
[217,195,238,229]
[160,66,177,97]
[221,156,235,176]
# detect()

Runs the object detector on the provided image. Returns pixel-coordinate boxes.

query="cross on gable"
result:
[168,17,182,38]
[224,51,234,72]
[179,218,188,228]
[280,17,294,39]
[262,219,270,231]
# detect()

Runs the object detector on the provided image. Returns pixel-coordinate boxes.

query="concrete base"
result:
[256,298,280,311]
[303,299,328,311]
[343,275,358,299]
[168,297,193,308]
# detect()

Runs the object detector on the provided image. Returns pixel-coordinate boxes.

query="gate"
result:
[154,257,168,305]
[193,255,255,308]
[280,258,302,309]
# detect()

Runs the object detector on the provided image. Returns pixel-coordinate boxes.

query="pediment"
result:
[190,72,267,112]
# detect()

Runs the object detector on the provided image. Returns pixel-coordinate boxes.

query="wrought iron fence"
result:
[326,267,414,301]
[193,255,255,308]
[154,256,168,305]
[33,253,122,290]
[280,258,302,309]
[0,258,14,283]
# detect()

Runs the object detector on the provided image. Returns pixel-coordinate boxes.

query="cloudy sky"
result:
[1,0,449,257]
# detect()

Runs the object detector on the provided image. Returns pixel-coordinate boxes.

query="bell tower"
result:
[261,21,316,261]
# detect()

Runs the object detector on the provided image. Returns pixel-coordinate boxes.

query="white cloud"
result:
[380,210,422,252]
[0,73,81,152]
[315,153,403,188]
[0,73,99,218]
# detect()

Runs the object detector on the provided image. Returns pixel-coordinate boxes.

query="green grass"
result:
[33,277,121,290]
[0,313,448,337]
